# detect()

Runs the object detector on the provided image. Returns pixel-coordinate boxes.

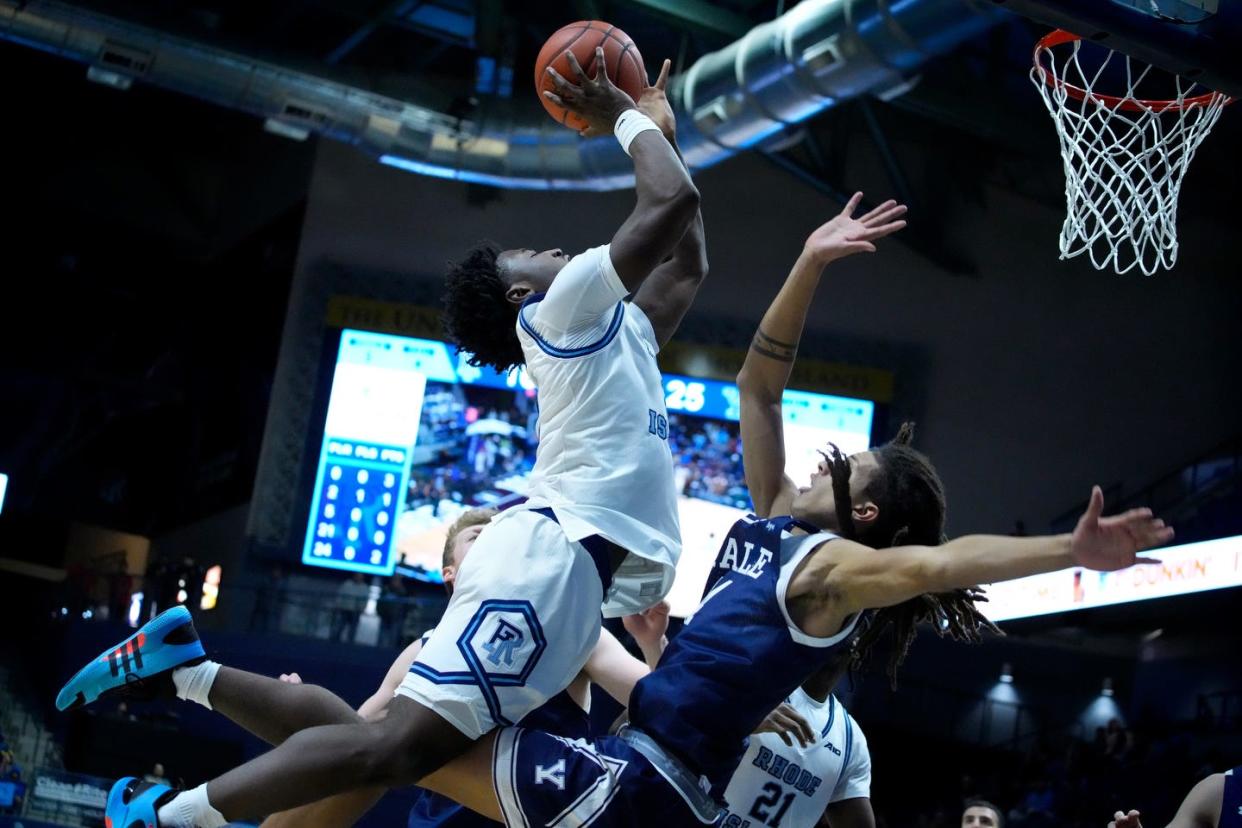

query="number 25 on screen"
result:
[665,379,706,413]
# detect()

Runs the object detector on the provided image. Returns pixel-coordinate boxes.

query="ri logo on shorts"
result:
[457,599,547,700]
[483,619,525,667]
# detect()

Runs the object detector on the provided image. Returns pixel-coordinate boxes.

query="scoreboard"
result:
[302,331,429,575]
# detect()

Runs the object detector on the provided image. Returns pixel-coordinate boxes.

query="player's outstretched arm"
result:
[630,101,708,347]
[584,627,655,707]
[630,176,706,347]
[546,51,699,291]
[737,193,907,517]
[793,487,1172,632]
[1110,772,1227,828]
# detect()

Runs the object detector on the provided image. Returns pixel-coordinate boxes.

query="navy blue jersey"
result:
[407,689,589,828]
[1223,767,1242,828]
[628,514,865,799]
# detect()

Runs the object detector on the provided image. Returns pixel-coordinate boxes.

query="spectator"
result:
[331,573,369,643]
[1106,719,1126,758]
[378,573,409,648]
[144,763,169,785]
[962,799,1004,827]
[0,768,24,816]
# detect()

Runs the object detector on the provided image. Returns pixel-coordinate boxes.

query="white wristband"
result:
[614,109,661,156]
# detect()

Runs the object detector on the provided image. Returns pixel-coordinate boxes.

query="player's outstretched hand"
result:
[754,702,815,748]
[1072,486,1173,572]
[544,46,637,138]
[622,601,671,652]
[802,192,908,266]
[635,59,676,142]
[1108,809,1142,828]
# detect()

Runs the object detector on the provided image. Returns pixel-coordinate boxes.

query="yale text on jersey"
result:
[718,537,773,579]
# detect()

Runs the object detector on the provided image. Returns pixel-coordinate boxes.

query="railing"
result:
[52,571,451,651]
[1051,435,1242,533]
[236,583,448,648]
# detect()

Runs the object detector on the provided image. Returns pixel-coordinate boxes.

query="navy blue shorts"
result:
[491,728,715,828]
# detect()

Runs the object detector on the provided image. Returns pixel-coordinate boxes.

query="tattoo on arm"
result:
[750,329,797,363]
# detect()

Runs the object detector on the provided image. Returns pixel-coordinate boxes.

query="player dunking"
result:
[58,49,708,827]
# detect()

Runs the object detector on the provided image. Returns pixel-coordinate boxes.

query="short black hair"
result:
[963,798,1004,828]
[441,242,526,373]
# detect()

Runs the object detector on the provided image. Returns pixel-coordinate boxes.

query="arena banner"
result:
[24,768,108,825]
[30,770,107,810]
[325,296,893,402]
[326,296,442,340]
[982,533,1242,622]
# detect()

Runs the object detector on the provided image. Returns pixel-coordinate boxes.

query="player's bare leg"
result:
[202,695,472,820]
[208,666,363,746]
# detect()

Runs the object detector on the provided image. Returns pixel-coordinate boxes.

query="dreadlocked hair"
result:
[441,242,526,373]
[824,422,1002,687]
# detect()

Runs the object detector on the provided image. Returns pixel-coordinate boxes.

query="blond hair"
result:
[441,507,499,571]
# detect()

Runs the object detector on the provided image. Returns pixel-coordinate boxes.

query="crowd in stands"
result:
[404,384,538,515]
[669,413,750,509]
[0,733,27,816]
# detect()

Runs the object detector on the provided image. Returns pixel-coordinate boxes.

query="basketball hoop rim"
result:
[1032,29,1233,114]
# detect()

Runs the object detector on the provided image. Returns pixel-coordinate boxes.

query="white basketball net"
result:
[1030,34,1230,276]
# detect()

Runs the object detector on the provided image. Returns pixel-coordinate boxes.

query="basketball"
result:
[535,21,647,131]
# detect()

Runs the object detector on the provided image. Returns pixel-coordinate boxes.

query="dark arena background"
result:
[1,1,1241,827]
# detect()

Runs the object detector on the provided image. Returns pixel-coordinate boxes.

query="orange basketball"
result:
[535,21,646,131]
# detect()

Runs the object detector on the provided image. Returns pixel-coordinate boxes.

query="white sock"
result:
[172,660,221,710]
[156,783,227,828]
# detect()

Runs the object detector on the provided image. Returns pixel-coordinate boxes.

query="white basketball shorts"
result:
[396,508,610,738]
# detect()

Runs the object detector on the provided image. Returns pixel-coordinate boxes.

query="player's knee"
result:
[348,724,411,785]
[364,695,475,784]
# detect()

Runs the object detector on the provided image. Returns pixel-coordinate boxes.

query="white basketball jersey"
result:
[721,690,871,828]
[510,244,681,617]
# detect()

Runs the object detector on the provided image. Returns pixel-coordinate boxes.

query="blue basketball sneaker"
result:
[106,776,176,828]
[56,606,205,711]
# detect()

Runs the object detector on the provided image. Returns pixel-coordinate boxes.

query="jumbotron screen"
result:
[302,329,875,615]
